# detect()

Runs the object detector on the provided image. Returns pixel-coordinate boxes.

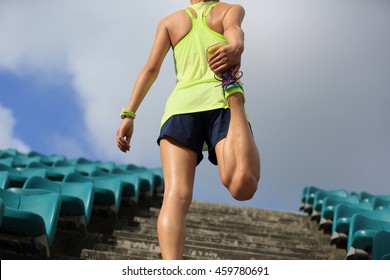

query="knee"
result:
[164,189,192,209]
[230,183,258,201]
[158,191,192,227]
[160,187,193,216]
[225,172,259,201]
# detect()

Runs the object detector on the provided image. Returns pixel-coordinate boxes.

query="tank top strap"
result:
[183,8,196,22]
[203,2,217,18]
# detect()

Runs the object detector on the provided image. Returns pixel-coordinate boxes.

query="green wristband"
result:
[120,108,136,119]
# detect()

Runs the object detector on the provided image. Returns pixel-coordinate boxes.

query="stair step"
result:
[133,216,319,241]
[112,230,322,258]
[80,248,156,260]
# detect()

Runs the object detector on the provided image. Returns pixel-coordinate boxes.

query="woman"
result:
[116,0,260,260]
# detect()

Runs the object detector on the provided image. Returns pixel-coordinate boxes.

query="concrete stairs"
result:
[77,200,346,260]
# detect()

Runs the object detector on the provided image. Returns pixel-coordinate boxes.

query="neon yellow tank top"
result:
[161,1,228,126]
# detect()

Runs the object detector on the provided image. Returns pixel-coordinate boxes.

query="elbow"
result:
[143,65,160,80]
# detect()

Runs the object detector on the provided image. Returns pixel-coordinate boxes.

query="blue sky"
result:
[1,0,390,213]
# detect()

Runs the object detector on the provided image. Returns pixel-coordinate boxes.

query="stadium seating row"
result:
[0,148,164,258]
[300,186,390,260]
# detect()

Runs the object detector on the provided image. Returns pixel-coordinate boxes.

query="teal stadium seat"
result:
[0,198,5,226]
[54,159,97,176]
[359,191,378,203]
[0,157,13,167]
[95,161,116,173]
[299,186,309,211]
[330,203,374,247]
[91,169,142,204]
[330,194,390,246]
[372,231,390,260]
[318,195,361,231]
[112,167,151,197]
[15,176,95,228]
[372,196,390,211]
[28,161,76,181]
[0,163,47,180]
[27,151,66,166]
[0,171,10,189]
[0,188,62,257]
[311,189,349,221]
[61,158,116,176]
[301,186,322,214]
[347,210,390,259]
[11,154,41,168]
[64,172,123,215]
[3,173,29,189]
[116,165,164,196]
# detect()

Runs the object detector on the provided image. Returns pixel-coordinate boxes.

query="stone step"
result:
[150,204,308,224]
[114,228,320,249]
[143,207,311,229]
[187,201,307,221]
[89,237,294,260]
[133,216,318,242]
[109,231,324,260]
[80,248,156,260]
[94,242,161,259]
[112,229,323,258]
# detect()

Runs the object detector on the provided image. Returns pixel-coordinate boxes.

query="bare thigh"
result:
[159,137,198,201]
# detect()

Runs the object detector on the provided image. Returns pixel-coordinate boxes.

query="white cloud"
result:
[0,0,178,165]
[0,104,30,153]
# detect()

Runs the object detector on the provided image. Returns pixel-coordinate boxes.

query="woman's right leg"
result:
[158,138,198,260]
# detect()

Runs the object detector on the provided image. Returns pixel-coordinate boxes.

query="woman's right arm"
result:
[208,4,245,76]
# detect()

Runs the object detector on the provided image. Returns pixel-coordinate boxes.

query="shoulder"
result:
[215,2,245,15]
[159,9,188,27]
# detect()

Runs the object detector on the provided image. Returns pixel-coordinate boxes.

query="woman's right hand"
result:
[116,118,134,153]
